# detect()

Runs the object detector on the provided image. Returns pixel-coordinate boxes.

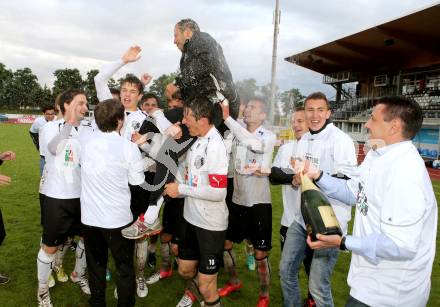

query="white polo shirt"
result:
[179,127,229,231]
[272,140,303,227]
[347,141,437,307]
[295,123,357,233]
[40,119,83,199]
[80,131,145,229]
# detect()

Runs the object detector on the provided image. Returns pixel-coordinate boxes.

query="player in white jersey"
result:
[29,105,56,176]
[269,107,316,307]
[38,96,73,288]
[95,46,158,298]
[36,90,91,307]
[163,98,229,307]
[281,92,357,307]
[307,96,437,307]
[217,98,276,307]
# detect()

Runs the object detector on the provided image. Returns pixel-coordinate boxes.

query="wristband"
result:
[340,236,347,251]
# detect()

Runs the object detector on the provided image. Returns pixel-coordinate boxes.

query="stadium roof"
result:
[285,3,440,75]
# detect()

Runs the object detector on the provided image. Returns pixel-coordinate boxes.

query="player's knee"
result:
[255,249,267,260]
[178,266,196,279]
[223,240,233,250]
[171,243,179,256]
[42,244,58,254]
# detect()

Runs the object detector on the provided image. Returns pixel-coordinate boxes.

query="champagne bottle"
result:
[300,173,342,241]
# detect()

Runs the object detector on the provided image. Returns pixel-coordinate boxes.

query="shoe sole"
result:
[122,227,163,240]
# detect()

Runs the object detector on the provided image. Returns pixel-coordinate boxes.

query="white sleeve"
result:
[30,118,40,133]
[224,116,262,151]
[94,59,125,102]
[47,124,73,155]
[150,110,173,134]
[178,140,228,202]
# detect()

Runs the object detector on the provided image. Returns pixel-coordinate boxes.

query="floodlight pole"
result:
[269,0,280,126]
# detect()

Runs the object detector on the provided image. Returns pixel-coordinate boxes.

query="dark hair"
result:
[94,99,125,132]
[375,96,423,139]
[141,93,160,104]
[294,106,305,112]
[176,18,200,33]
[42,104,55,113]
[59,89,86,115]
[110,88,120,99]
[120,74,144,94]
[304,92,330,108]
[186,97,214,124]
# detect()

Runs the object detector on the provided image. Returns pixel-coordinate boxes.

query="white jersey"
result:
[226,118,276,207]
[40,119,90,199]
[347,141,437,307]
[296,123,357,233]
[120,110,147,141]
[179,127,229,231]
[80,131,145,229]
[272,140,303,227]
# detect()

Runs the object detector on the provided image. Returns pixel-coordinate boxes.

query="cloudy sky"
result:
[1,0,438,98]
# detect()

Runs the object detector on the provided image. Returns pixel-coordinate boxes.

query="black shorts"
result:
[42,196,82,247]
[162,197,184,243]
[39,193,46,225]
[226,203,272,251]
[178,219,226,275]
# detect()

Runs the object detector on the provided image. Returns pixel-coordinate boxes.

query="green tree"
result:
[2,68,41,110]
[236,78,258,104]
[148,72,178,106]
[52,68,83,97]
[280,88,305,117]
[34,85,53,109]
[0,63,13,109]
[84,69,99,105]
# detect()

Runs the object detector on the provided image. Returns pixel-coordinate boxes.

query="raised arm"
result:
[94,46,142,102]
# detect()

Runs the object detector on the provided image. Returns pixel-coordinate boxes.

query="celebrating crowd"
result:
[1,18,436,307]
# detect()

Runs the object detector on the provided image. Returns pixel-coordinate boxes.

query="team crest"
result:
[131,121,140,130]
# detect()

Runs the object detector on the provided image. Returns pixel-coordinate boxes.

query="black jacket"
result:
[175,31,239,125]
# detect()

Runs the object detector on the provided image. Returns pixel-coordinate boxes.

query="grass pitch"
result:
[0,123,438,306]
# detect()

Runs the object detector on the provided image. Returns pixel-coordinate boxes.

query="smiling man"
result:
[283,92,357,307]
[163,98,229,307]
[37,90,92,307]
[306,96,437,307]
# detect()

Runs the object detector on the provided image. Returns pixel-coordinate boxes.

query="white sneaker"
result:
[146,268,172,285]
[48,275,55,288]
[121,216,162,239]
[176,290,197,307]
[70,273,91,295]
[37,288,53,307]
[136,276,148,298]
